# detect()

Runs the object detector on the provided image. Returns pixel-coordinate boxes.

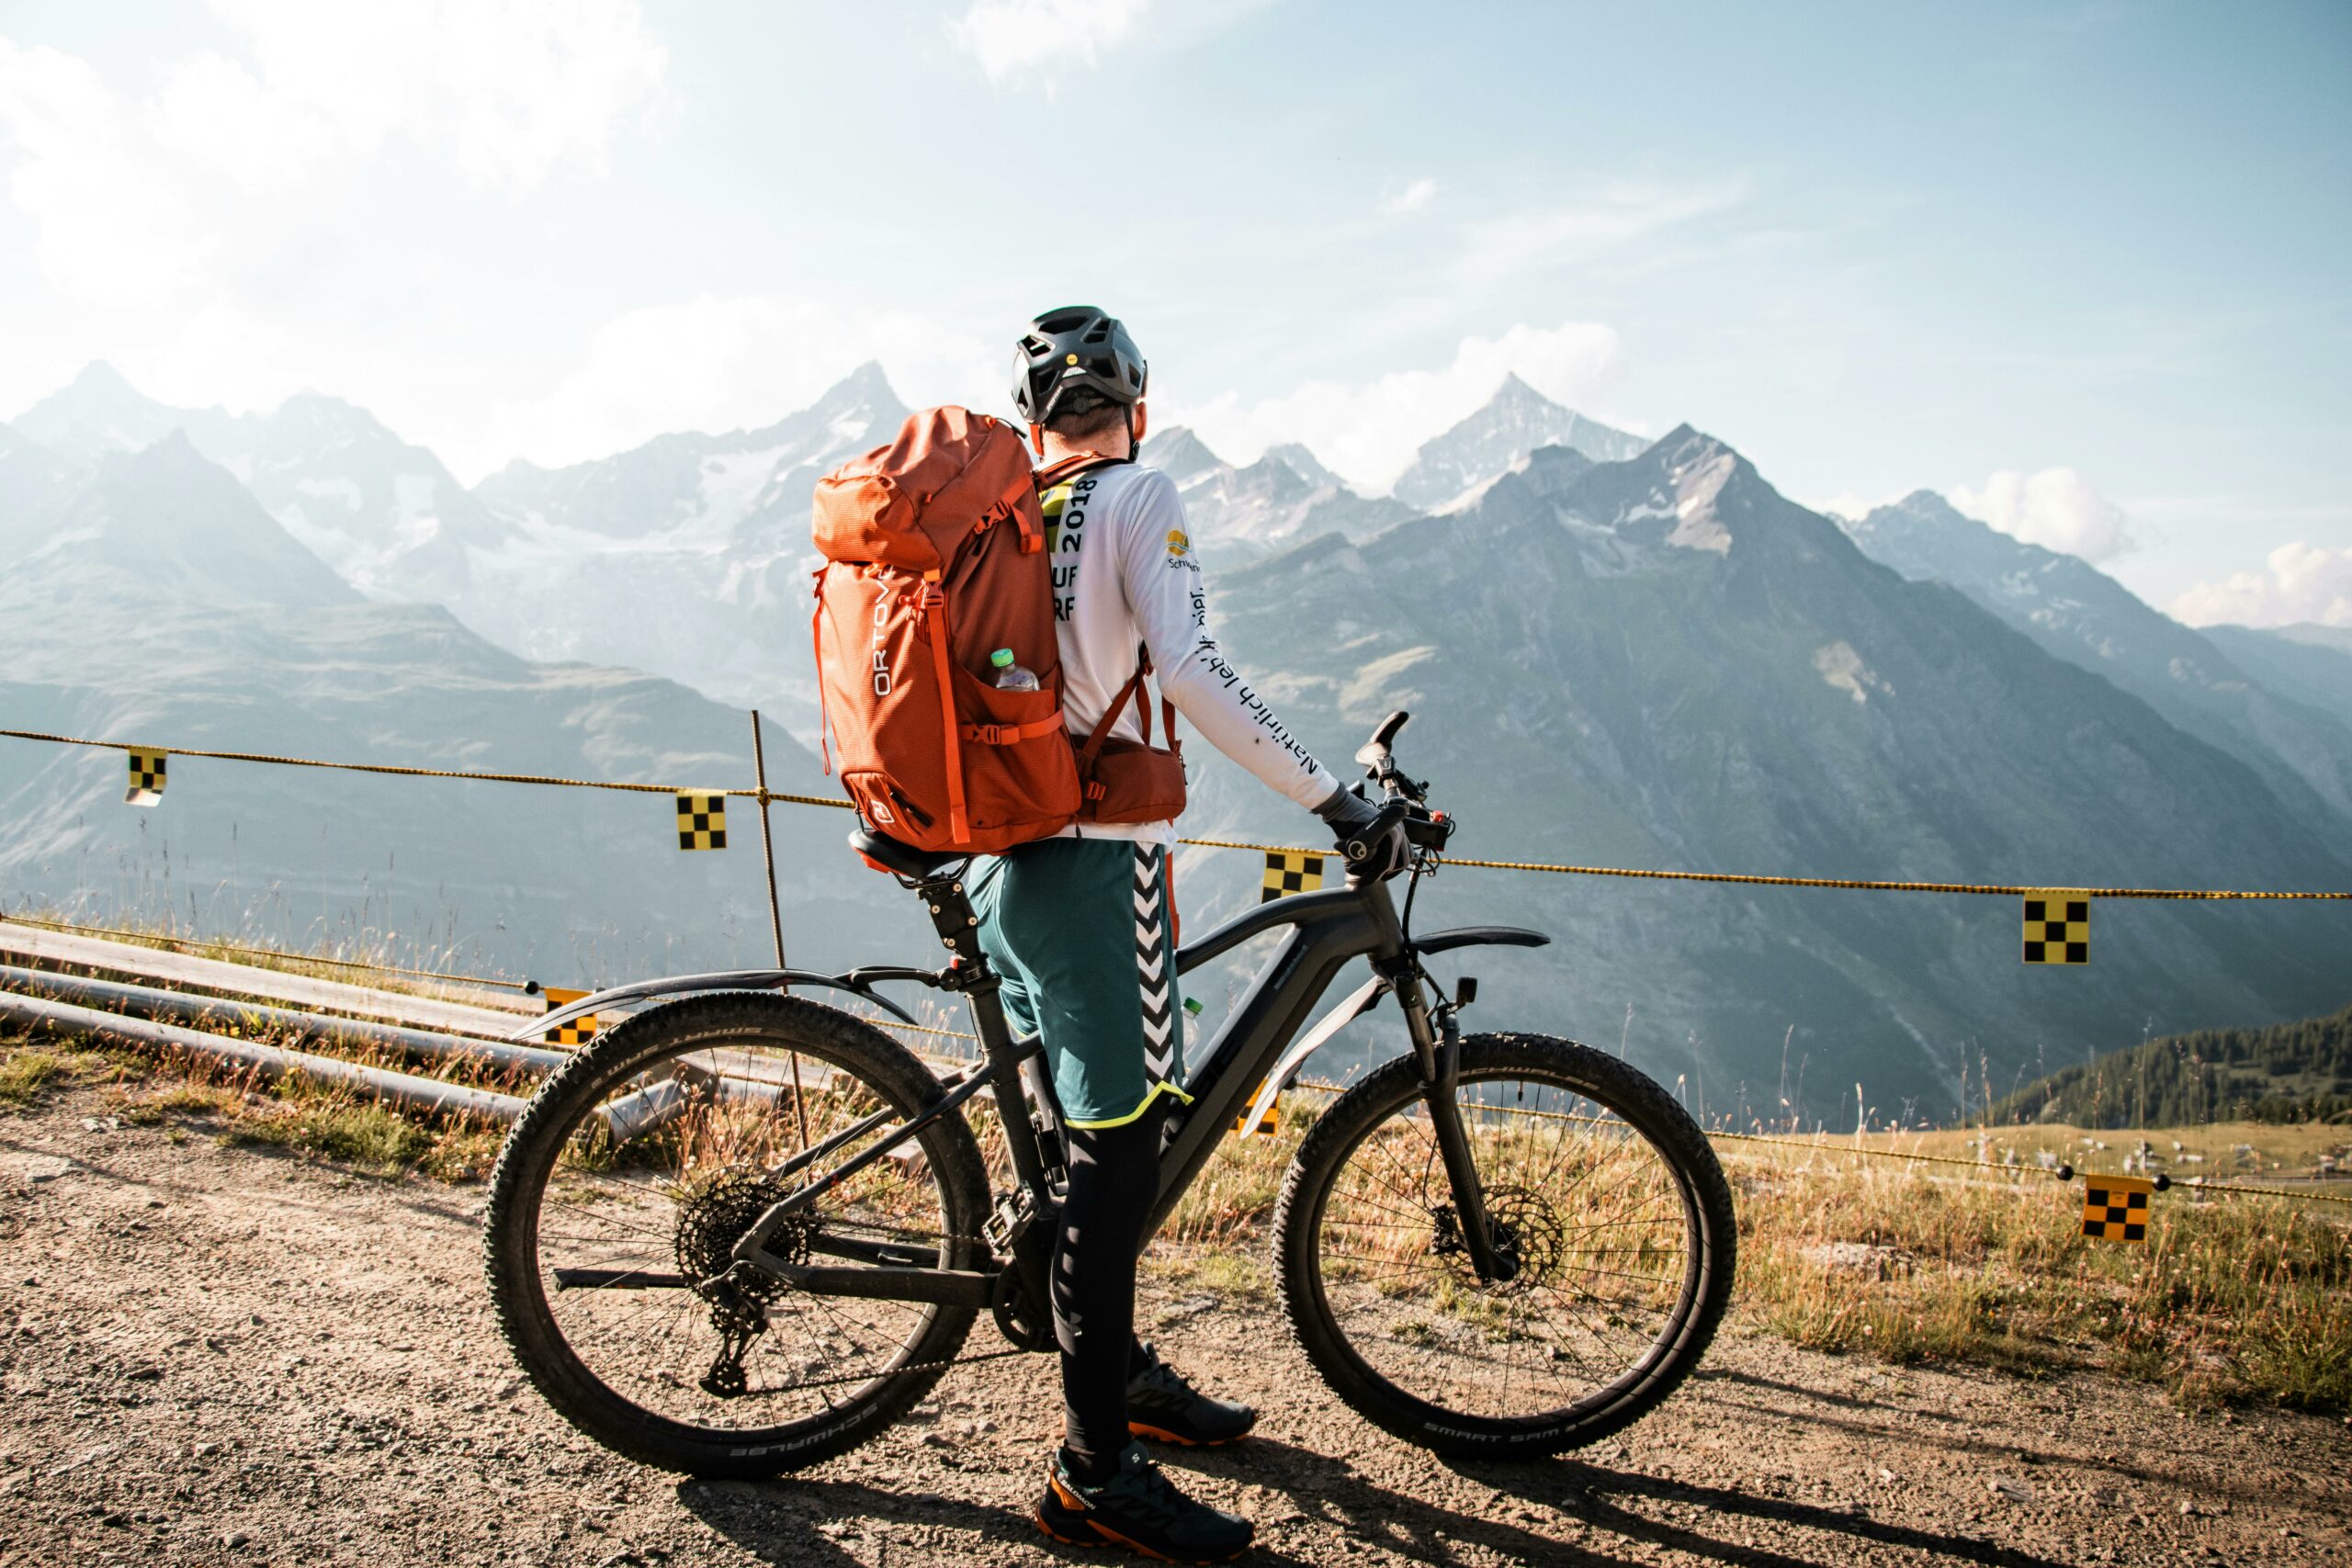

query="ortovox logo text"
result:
[870,588,893,695]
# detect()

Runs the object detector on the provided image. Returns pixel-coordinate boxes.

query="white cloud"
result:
[1164,320,1623,492]
[1458,179,1746,284]
[474,294,999,478]
[2171,542,2352,629]
[0,4,665,308]
[1380,177,1437,216]
[947,0,1152,82]
[1949,467,2133,563]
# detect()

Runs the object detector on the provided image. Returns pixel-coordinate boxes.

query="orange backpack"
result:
[811,407,1184,854]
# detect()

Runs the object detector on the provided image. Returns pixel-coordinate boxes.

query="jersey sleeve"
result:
[1114,468,1341,811]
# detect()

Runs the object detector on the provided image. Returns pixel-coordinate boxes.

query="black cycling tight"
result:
[1051,1095,1168,1479]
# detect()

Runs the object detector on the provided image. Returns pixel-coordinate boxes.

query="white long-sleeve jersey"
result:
[1037,458,1340,845]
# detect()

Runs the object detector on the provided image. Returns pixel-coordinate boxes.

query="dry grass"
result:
[0,1033,504,1181]
[9,932,2349,1415]
[2,908,537,1009]
[1144,1090,2352,1413]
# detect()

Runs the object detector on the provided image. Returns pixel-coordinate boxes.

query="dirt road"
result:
[3,1083,2346,1567]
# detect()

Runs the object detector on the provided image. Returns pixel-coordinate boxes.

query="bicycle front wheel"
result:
[1273,1032,1735,1459]
[482,993,992,1478]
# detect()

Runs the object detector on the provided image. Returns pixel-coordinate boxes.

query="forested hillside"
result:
[1993,1004,2352,1126]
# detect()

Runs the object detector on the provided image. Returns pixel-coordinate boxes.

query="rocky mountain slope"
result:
[1177,431,2352,1111]
[1390,373,1648,512]
[1845,491,2352,833]
[9,362,2349,1112]
[0,432,901,986]
[1148,426,1419,561]
[2201,624,2352,732]
[457,362,910,717]
[16,364,508,604]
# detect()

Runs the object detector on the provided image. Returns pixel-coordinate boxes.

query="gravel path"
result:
[3,1084,2346,1567]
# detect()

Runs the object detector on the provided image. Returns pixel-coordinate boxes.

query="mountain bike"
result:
[481,711,1735,1477]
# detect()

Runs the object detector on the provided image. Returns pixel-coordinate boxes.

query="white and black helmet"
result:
[1012,306,1148,423]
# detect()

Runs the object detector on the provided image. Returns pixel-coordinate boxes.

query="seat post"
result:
[911,871,1052,1198]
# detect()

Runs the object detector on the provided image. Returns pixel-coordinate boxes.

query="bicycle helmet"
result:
[1012,306,1148,423]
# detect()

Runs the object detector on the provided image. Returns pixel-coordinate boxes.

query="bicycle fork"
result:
[1395,969,1517,1285]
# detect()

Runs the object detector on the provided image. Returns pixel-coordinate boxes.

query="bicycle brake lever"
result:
[1340,799,1410,868]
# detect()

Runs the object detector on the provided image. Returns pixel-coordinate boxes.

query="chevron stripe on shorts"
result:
[1134,845,1177,1083]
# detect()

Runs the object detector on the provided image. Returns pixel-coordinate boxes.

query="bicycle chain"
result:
[773,1342,1034,1394]
[761,1229,1042,1396]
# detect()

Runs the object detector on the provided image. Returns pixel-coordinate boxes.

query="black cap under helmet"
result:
[1012,307,1148,423]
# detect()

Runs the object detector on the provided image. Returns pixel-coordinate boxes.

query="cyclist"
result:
[989,307,1407,1562]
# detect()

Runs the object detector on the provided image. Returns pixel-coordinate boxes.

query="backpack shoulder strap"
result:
[1076,646,1180,764]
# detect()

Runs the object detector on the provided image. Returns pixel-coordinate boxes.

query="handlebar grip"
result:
[1340,799,1409,869]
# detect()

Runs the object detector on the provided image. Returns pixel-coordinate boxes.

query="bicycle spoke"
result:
[525,1031,969,1437]
[1310,1061,1699,1426]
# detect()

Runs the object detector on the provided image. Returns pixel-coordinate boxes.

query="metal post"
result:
[750,709,810,1147]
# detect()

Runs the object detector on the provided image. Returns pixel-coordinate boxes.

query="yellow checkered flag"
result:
[2081,1174,2153,1244]
[542,987,601,1046]
[675,791,728,851]
[1261,849,1324,903]
[2022,890,2089,964]
[125,750,167,807]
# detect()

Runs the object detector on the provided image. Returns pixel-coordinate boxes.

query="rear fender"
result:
[514,968,919,1043]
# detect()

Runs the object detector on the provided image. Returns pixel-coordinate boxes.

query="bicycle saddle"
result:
[848,826,971,883]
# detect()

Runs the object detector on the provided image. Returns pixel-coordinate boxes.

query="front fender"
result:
[1410,925,1550,957]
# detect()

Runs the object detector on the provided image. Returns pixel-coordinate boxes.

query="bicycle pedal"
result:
[983,1189,1037,1254]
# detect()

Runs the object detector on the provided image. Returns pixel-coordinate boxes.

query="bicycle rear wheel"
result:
[481,993,991,1477]
[1273,1032,1734,1459]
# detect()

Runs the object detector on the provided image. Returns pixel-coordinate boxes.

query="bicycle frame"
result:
[718,852,1549,1320]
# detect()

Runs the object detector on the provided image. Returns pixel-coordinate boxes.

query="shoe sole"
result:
[1032,1509,1252,1565]
[1127,1420,1254,1448]
[1038,1487,1253,1565]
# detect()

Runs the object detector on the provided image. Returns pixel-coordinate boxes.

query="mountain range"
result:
[5,362,2348,1115]
[0,429,883,990]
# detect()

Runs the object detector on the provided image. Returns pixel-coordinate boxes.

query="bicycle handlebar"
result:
[1347,711,1456,865]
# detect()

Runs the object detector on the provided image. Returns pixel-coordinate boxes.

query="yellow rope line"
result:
[10,728,2350,899]
[1707,1127,2045,1174]
[0,911,536,993]
[1175,835,2351,901]
[0,727,848,809]
[2177,1180,2352,1206]
[1281,1079,2352,1207]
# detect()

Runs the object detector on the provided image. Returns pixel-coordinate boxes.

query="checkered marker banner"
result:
[2081,1174,2153,1244]
[542,987,601,1046]
[2022,890,2089,964]
[125,749,167,807]
[1261,850,1325,903]
[675,792,728,851]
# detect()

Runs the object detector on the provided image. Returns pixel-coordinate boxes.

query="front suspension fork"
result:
[1398,974,1515,1284]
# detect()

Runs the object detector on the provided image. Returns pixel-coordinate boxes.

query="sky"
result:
[1,0,2346,625]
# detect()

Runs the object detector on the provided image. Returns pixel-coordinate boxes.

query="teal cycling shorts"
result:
[970,838,1188,1128]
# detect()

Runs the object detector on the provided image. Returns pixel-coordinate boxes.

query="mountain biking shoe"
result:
[1126,1339,1257,1446]
[1036,1441,1254,1563]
